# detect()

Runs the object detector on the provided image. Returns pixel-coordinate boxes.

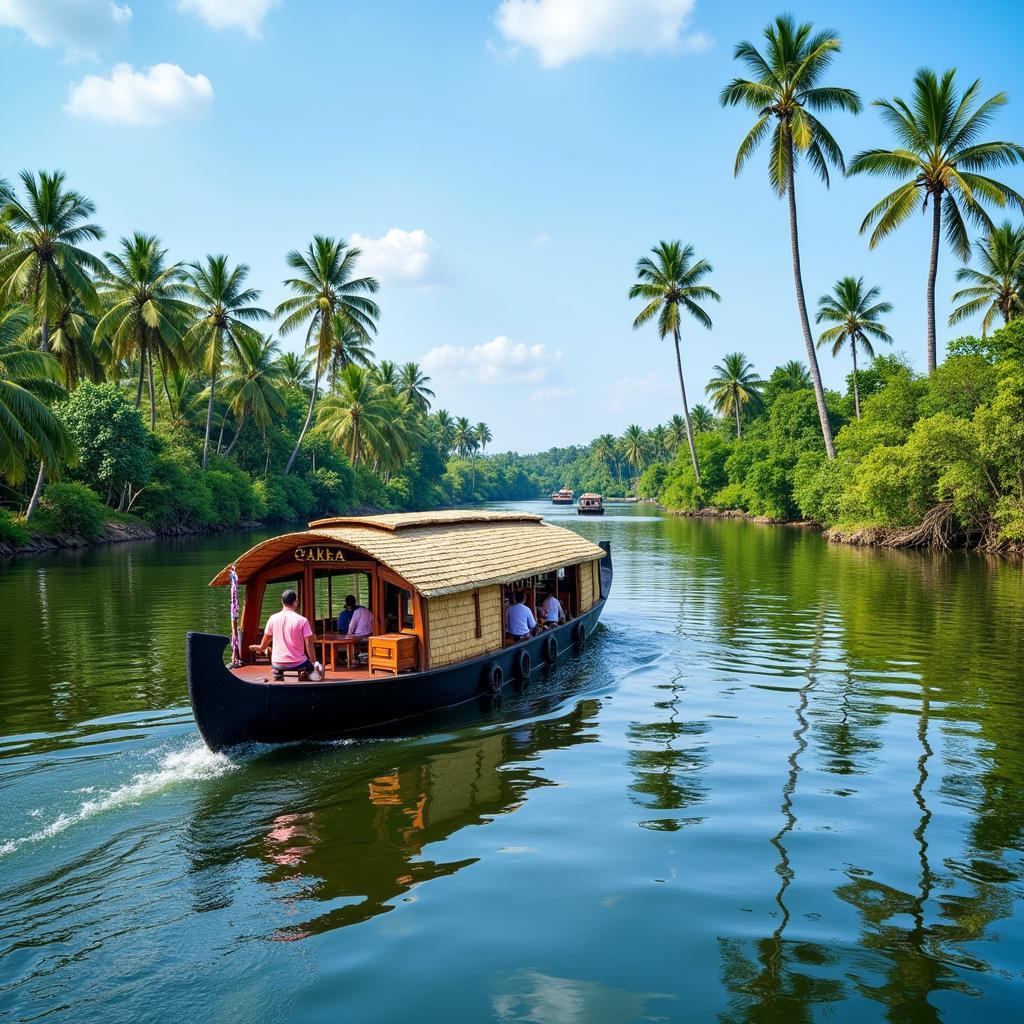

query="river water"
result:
[1,503,1022,1023]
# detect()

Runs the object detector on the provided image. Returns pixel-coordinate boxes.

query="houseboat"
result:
[577,493,604,516]
[551,487,574,505]
[186,510,612,750]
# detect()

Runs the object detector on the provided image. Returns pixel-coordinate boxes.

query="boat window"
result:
[314,569,371,634]
[257,575,303,632]
[382,579,415,633]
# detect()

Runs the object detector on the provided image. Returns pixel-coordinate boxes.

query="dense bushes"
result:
[40,482,105,539]
[0,508,28,545]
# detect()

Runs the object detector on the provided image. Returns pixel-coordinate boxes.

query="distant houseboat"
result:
[186,510,612,751]
[551,488,574,505]
[577,493,604,515]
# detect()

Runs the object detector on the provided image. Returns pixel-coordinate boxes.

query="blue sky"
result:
[2,0,1022,452]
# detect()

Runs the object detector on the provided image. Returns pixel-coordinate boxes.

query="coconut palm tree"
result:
[313,364,403,467]
[474,421,492,455]
[776,360,812,390]
[816,277,893,419]
[593,432,617,474]
[452,416,475,459]
[664,414,687,452]
[630,241,720,483]
[94,233,192,428]
[275,236,379,474]
[721,15,861,458]
[20,298,105,388]
[949,221,1024,335]
[220,332,286,457]
[0,170,105,517]
[433,409,454,457]
[399,362,435,412]
[163,365,206,434]
[372,359,400,392]
[622,424,649,485]
[0,304,74,487]
[183,255,270,467]
[849,69,1024,371]
[277,350,314,392]
[705,352,765,438]
[325,314,375,392]
[689,404,715,434]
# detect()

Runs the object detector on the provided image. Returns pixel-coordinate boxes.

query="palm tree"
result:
[433,409,454,457]
[163,365,205,434]
[277,350,314,392]
[705,352,765,438]
[648,424,669,461]
[372,359,400,392]
[326,316,374,390]
[849,69,1024,371]
[0,170,105,517]
[721,15,861,458]
[183,255,270,467]
[94,233,192,428]
[664,414,687,452]
[949,221,1024,335]
[630,241,720,483]
[689,404,715,434]
[313,365,404,467]
[220,332,286,457]
[0,304,74,487]
[275,236,380,475]
[776,359,811,389]
[452,416,475,459]
[816,277,893,419]
[20,298,105,388]
[399,362,435,412]
[474,421,492,455]
[593,432,617,473]
[622,424,648,484]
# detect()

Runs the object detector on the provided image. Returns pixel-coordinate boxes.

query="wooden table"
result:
[316,633,365,671]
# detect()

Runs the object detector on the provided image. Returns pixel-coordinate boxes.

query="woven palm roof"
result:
[212,511,605,598]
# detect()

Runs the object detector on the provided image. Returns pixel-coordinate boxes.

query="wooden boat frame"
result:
[187,511,612,750]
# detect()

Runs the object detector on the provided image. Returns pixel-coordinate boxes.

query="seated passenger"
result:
[336,594,357,633]
[539,590,566,628]
[505,591,537,640]
[251,589,317,681]
[347,602,374,638]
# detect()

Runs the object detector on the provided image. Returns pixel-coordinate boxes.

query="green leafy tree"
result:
[816,277,893,419]
[721,14,861,458]
[630,240,720,483]
[705,352,765,438]
[275,236,379,474]
[183,255,269,467]
[399,361,435,412]
[0,170,105,517]
[949,221,1024,335]
[0,305,73,488]
[850,69,1024,371]
[94,233,192,427]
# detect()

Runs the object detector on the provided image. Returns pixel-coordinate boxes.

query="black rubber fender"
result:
[483,660,503,694]
[514,649,532,681]
[544,634,558,664]
[573,621,586,650]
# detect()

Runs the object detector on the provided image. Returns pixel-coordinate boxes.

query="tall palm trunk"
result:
[925,191,942,374]
[203,365,217,469]
[851,342,861,420]
[135,347,145,408]
[284,355,321,476]
[147,350,157,430]
[25,320,51,521]
[672,326,701,484]
[734,395,742,439]
[216,411,228,455]
[786,138,836,459]
[224,410,247,457]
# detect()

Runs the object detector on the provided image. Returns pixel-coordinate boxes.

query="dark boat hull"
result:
[188,544,612,751]
[577,508,604,515]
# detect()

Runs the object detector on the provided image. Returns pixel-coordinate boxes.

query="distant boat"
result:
[577,493,604,516]
[551,488,574,505]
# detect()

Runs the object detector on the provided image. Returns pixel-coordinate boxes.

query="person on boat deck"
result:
[336,594,357,633]
[347,602,373,638]
[506,591,537,640]
[251,589,316,681]
[539,590,566,628]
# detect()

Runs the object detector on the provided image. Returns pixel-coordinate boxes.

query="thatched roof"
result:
[212,510,605,598]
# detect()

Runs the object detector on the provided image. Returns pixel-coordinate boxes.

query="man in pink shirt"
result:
[251,590,317,681]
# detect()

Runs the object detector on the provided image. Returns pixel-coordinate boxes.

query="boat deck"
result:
[230,663,379,685]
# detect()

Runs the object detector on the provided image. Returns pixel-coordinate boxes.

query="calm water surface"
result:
[1,504,1023,1022]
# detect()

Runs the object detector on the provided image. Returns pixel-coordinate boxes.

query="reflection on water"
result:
[1,505,1023,1023]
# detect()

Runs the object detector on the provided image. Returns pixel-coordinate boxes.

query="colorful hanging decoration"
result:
[229,564,242,667]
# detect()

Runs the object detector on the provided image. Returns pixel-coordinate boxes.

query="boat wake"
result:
[0,741,237,858]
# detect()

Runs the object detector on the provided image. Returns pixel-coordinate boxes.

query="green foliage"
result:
[658,435,732,510]
[0,508,28,545]
[636,462,667,499]
[41,482,105,539]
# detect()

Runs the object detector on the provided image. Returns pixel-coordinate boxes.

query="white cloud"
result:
[607,372,672,412]
[0,0,131,56]
[422,336,560,386]
[350,228,441,288]
[66,63,213,125]
[531,231,551,247]
[177,0,278,38]
[530,386,575,403]
[495,0,710,67]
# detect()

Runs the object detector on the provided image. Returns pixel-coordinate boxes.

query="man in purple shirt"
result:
[347,603,373,638]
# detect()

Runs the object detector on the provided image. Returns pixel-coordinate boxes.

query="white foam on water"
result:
[0,742,237,857]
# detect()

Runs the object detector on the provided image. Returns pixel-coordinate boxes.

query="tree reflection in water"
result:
[181,696,603,940]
